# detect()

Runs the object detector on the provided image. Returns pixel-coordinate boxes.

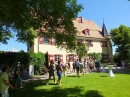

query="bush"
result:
[0,52,46,74]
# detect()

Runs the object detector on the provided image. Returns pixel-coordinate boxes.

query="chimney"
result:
[80,16,83,23]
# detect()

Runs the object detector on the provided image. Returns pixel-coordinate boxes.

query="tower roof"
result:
[102,22,109,36]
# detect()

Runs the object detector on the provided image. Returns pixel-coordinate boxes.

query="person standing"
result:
[95,60,100,71]
[84,60,87,73]
[75,59,80,77]
[89,60,95,72]
[67,61,71,73]
[0,65,14,97]
[14,66,23,89]
[56,61,63,85]
[61,62,66,76]
[46,60,56,85]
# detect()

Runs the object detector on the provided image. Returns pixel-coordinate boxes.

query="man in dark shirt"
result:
[46,60,56,85]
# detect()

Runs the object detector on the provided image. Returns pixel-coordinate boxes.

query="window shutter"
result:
[100,41,103,47]
[49,38,51,44]
[39,36,43,44]
[91,41,93,47]
[52,55,55,62]
[60,55,63,62]
[82,39,84,43]
[86,40,88,46]
[48,54,50,63]
[82,30,85,34]
[66,54,69,62]
[74,54,77,62]
[48,54,55,63]
[51,38,54,45]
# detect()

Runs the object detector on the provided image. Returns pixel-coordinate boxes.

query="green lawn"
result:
[9,70,130,97]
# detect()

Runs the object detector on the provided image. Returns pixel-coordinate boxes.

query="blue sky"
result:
[0,0,130,54]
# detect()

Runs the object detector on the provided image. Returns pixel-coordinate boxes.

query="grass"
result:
[9,70,130,97]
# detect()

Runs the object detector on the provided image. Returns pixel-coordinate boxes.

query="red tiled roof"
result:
[73,17,105,39]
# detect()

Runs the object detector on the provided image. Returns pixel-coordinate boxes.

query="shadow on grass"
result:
[99,75,108,77]
[96,69,130,75]
[9,80,104,97]
[113,69,130,75]
[67,75,77,77]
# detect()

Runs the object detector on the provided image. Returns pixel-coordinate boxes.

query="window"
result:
[87,40,93,47]
[86,31,89,35]
[85,29,90,35]
[54,38,56,44]
[101,41,107,47]
[77,39,82,44]
[102,54,109,60]
[44,38,49,44]
[39,36,43,44]
[82,29,90,36]
[55,54,60,62]
[69,54,74,62]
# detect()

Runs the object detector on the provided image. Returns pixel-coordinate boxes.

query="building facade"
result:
[27,17,112,66]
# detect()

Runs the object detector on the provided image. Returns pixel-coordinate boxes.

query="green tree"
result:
[75,43,89,60]
[0,0,83,51]
[110,25,130,60]
[113,52,121,63]
[88,52,102,62]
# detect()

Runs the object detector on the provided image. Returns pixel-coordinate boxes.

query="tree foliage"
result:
[0,0,83,51]
[110,25,130,60]
[113,52,121,63]
[75,43,89,58]
[88,52,102,62]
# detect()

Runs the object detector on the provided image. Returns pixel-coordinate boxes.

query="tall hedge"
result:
[0,51,45,72]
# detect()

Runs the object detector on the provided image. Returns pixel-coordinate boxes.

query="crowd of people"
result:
[0,59,128,97]
[46,59,101,85]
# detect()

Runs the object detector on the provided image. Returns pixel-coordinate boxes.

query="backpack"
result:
[75,61,79,67]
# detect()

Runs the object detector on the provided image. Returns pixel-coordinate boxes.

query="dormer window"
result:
[86,31,89,35]
[85,29,90,35]
[82,29,90,36]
